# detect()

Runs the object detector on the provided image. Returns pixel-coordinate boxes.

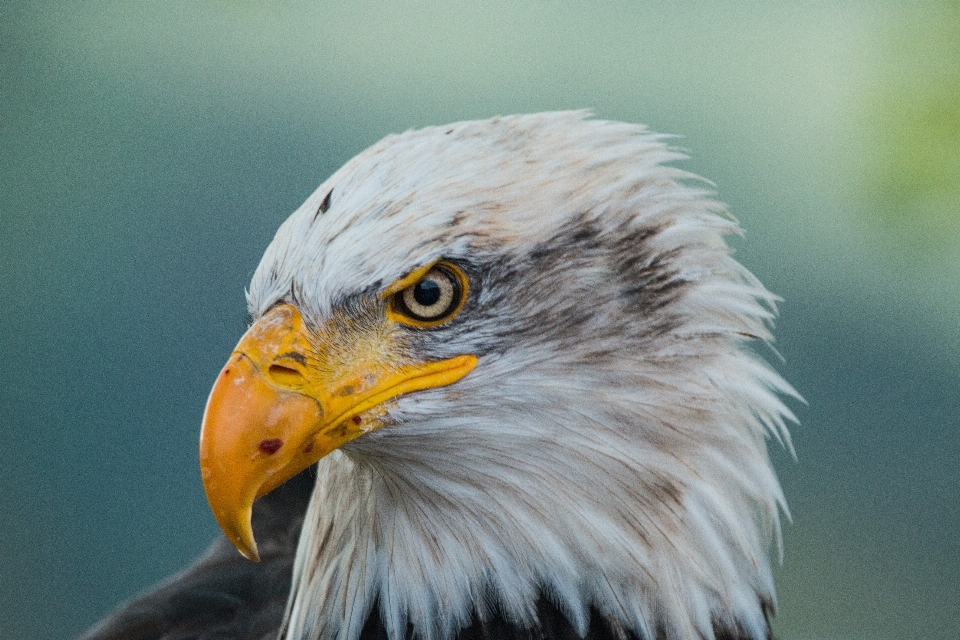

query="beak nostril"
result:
[268,364,306,388]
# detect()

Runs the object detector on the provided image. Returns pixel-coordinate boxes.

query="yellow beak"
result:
[199,303,477,561]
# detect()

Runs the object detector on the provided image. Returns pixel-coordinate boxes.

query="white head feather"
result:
[246,112,796,640]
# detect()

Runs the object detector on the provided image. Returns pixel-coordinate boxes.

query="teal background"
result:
[2,3,958,639]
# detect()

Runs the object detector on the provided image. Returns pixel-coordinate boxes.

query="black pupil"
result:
[413,279,442,306]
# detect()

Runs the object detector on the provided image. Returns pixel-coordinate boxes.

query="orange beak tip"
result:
[235,539,261,563]
[213,502,260,562]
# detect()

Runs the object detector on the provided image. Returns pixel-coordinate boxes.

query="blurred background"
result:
[2,2,958,639]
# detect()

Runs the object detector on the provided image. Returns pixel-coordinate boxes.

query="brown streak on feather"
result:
[314,189,333,221]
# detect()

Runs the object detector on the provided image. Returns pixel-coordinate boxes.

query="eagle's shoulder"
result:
[76,470,315,640]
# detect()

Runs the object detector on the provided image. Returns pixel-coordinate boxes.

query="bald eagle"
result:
[79,112,796,640]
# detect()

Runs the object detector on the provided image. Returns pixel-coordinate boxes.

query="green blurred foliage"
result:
[865,1,960,254]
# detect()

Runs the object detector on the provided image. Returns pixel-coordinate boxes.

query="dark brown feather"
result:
[76,470,315,640]
[356,599,771,640]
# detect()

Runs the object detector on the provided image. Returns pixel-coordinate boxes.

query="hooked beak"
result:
[199,304,477,560]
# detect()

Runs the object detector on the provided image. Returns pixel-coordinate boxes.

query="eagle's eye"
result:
[389,262,467,327]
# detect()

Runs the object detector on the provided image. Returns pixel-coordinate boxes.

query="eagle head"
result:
[199,112,795,640]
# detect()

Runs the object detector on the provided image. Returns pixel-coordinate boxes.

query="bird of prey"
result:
[79,111,796,640]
